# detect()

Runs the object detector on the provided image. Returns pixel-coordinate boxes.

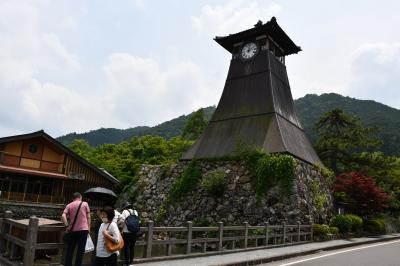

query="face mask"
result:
[101,217,109,223]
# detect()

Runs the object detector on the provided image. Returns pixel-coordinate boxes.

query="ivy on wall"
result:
[242,151,297,199]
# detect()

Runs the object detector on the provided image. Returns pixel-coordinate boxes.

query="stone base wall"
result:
[124,159,333,226]
[0,202,63,219]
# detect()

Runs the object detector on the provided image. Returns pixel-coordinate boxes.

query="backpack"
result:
[125,210,140,233]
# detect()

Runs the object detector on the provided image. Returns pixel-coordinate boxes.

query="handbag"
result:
[85,235,95,253]
[63,201,83,242]
[104,223,124,252]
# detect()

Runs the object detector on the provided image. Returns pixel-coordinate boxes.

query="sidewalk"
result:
[139,234,400,266]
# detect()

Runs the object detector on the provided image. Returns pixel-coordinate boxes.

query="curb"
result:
[220,235,400,266]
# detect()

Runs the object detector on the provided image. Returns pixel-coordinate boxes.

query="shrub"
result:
[168,162,202,201]
[310,180,328,213]
[247,152,296,198]
[329,226,339,235]
[363,218,386,234]
[201,169,228,197]
[346,214,363,233]
[330,215,353,233]
[313,224,330,236]
[334,172,389,216]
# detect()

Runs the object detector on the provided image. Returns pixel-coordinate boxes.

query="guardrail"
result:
[135,220,313,259]
[0,212,65,265]
[0,211,313,265]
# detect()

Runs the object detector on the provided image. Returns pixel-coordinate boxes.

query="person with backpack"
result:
[93,206,121,266]
[120,202,139,266]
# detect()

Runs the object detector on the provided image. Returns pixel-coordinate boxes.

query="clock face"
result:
[241,42,258,59]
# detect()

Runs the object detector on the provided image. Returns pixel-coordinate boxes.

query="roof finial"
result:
[254,20,263,27]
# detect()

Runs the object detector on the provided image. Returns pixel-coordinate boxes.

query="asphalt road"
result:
[262,239,400,266]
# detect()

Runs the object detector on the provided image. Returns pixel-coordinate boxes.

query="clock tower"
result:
[182,17,321,165]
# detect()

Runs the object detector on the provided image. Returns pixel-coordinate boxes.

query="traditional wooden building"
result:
[0,130,118,216]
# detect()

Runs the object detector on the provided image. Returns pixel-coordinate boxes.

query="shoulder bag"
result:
[104,222,124,252]
[63,201,83,242]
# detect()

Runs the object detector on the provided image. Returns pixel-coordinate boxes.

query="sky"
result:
[1,0,400,138]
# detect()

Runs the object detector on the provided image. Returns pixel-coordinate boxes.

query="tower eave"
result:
[214,17,301,56]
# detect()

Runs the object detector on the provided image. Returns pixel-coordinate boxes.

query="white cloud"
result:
[103,53,218,127]
[41,33,81,71]
[348,43,400,108]
[191,0,282,36]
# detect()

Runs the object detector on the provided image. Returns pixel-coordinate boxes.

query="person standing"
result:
[93,206,120,266]
[62,192,91,266]
[120,202,139,266]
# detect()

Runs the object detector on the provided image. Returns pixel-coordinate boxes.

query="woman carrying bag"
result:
[93,206,124,266]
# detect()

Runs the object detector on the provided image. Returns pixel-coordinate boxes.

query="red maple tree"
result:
[334,172,389,216]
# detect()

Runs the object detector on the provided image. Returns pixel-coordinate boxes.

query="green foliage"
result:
[329,226,339,235]
[346,214,363,232]
[201,169,228,198]
[60,94,400,157]
[310,180,328,214]
[314,108,381,174]
[249,228,265,236]
[168,162,202,201]
[193,217,213,227]
[330,215,353,233]
[330,214,363,233]
[313,224,330,236]
[156,205,167,222]
[68,139,95,159]
[363,218,386,234]
[58,106,215,146]
[250,153,297,198]
[67,135,193,193]
[296,93,400,156]
[313,164,335,187]
[182,108,208,140]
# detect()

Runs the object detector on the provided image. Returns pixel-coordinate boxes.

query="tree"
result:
[68,135,193,192]
[182,108,207,140]
[68,139,94,159]
[314,108,381,174]
[334,172,389,216]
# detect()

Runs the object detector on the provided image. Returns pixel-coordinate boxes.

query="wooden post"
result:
[22,177,28,202]
[166,243,172,256]
[0,211,12,253]
[217,222,223,251]
[297,222,301,242]
[202,232,207,253]
[186,221,192,254]
[282,222,286,244]
[244,222,249,249]
[24,216,39,266]
[145,221,154,258]
[310,222,314,241]
[264,222,269,246]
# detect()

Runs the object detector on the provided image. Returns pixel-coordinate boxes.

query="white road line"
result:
[277,239,400,266]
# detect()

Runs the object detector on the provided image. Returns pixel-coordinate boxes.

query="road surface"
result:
[262,239,400,266]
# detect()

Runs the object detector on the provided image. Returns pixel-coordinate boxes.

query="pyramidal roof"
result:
[182,18,321,165]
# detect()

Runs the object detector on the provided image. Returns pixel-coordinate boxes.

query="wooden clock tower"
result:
[182,17,321,165]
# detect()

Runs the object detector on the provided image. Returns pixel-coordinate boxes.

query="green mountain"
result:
[57,106,215,147]
[57,94,400,156]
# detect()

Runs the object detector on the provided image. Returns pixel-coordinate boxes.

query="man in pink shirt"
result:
[62,192,91,266]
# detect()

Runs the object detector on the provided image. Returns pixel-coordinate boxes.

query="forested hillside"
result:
[58,93,400,156]
[296,93,400,156]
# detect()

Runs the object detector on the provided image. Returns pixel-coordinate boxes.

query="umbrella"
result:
[84,187,117,202]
